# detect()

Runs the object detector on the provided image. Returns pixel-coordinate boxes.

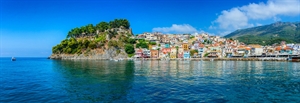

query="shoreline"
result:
[50,57,300,62]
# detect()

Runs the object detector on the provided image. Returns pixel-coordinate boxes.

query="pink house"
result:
[134,49,143,58]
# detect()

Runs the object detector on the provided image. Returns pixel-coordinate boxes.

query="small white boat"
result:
[114,59,119,62]
[11,57,16,61]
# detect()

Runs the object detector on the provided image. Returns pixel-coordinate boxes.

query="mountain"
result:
[224,22,300,45]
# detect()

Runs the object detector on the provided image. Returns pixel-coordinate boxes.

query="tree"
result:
[190,49,198,56]
[86,24,95,36]
[190,36,195,39]
[109,19,130,29]
[80,26,87,37]
[125,44,135,54]
[88,41,97,49]
[136,42,148,48]
[120,19,130,29]
[127,38,136,44]
[96,22,109,32]
[83,39,90,49]
[150,42,156,45]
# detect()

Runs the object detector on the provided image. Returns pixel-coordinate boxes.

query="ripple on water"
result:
[1,58,300,102]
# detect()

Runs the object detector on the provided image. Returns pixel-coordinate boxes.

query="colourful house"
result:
[170,47,177,58]
[148,45,153,50]
[150,50,159,58]
[182,43,189,51]
[208,51,218,58]
[162,48,171,54]
[177,48,184,58]
[143,49,151,58]
[165,43,170,48]
[198,44,205,58]
[134,49,143,58]
[183,51,190,58]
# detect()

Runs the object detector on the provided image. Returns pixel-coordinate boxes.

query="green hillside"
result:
[52,19,137,57]
[224,22,300,45]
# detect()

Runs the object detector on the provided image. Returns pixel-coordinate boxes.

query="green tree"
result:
[150,42,156,45]
[125,44,135,54]
[88,41,97,49]
[80,26,87,37]
[136,42,148,48]
[127,38,136,44]
[96,22,109,32]
[86,24,95,36]
[190,49,198,56]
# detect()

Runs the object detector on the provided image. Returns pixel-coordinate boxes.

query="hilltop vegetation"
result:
[52,19,136,58]
[225,22,300,45]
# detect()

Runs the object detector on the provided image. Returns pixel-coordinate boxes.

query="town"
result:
[131,32,300,59]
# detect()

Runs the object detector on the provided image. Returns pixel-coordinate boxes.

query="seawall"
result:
[132,57,290,61]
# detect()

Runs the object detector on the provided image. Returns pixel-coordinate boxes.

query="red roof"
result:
[199,44,205,48]
[245,47,251,50]
[284,47,293,50]
[275,46,282,51]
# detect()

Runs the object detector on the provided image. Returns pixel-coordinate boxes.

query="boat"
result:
[288,56,300,62]
[11,57,16,61]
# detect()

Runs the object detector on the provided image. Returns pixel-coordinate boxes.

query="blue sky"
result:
[1,0,300,57]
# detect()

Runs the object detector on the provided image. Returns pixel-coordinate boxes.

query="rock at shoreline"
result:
[50,48,127,60]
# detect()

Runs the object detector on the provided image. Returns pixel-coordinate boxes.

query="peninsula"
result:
[50,20,300,60]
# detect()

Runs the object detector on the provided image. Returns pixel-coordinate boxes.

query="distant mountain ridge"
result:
[224,21,300,45]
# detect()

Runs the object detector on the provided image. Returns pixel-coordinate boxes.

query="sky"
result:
[1,0,300,57]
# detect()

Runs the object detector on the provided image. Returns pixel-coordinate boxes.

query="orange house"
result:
[150,50,159,58]
[182,43,189,51]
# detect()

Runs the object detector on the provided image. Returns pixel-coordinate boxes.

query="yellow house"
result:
[170,47,177,58]
[148,45,152,50]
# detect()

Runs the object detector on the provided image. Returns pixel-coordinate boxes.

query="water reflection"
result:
[52,60,135,102]
[52,60,300,102]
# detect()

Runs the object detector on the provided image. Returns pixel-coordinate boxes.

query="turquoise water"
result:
[1,58,300,102]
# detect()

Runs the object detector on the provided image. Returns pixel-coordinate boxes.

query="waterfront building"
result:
[249,44,263,56]
[170,47,177,58]
[182,43,189,51]
[177,48,184,58]
[198,44,205,58]
[162,48,171,54]
[183,51,190,58]
[142,49,151,58]
[150,50,159,58]
[134,49,143,58]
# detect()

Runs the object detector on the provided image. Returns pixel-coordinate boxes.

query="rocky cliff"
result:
[50,19,135,60]
[50,48,128,60]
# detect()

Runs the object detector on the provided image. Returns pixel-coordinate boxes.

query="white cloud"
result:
[152,24,198,34]
[215,8,251,30]
[241,0,300,19]
[211,0,300,36]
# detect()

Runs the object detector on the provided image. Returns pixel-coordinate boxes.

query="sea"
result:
[1,57,300,102]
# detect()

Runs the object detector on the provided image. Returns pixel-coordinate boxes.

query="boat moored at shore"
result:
[11,57,16,61]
